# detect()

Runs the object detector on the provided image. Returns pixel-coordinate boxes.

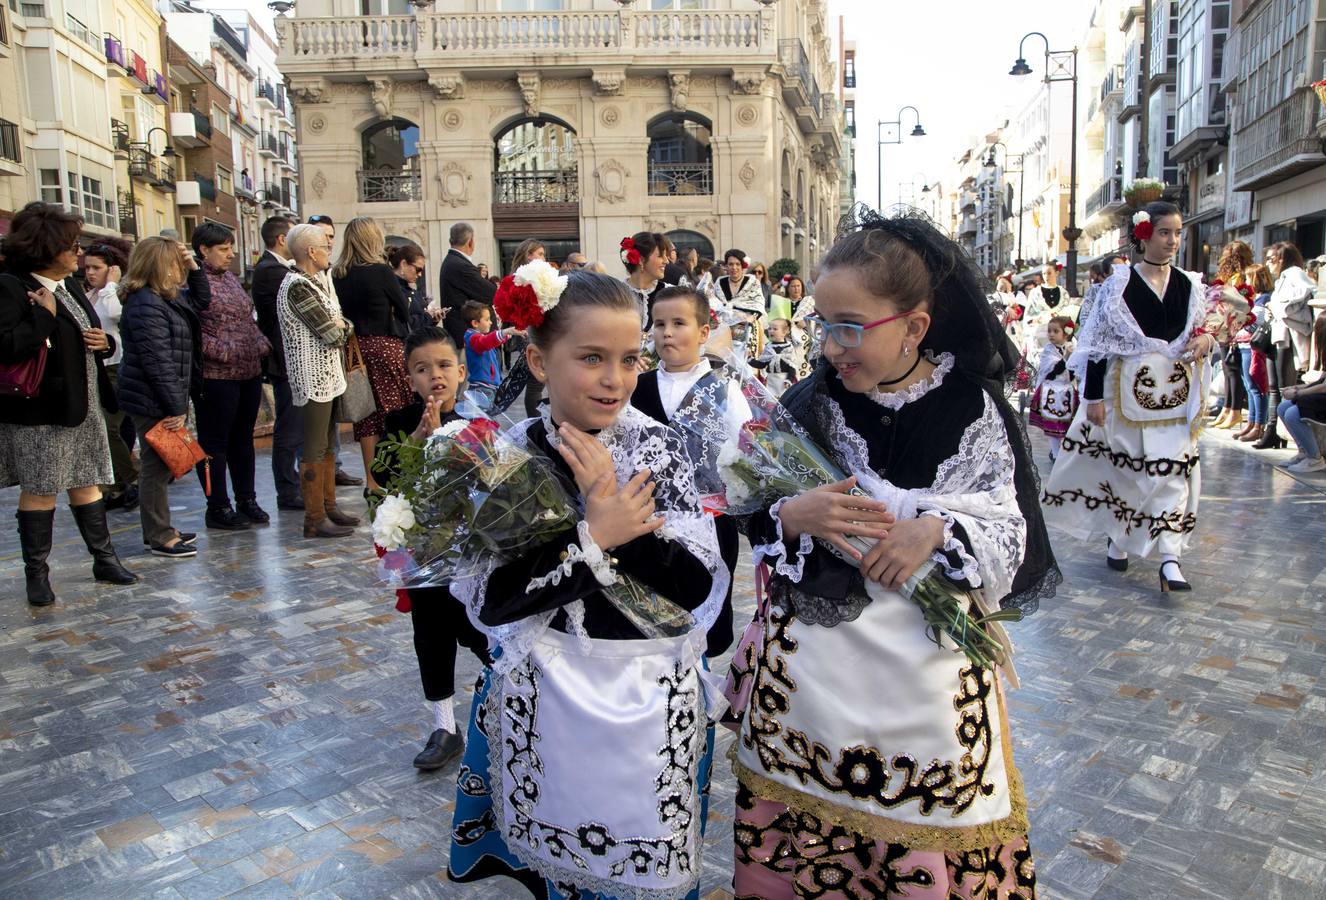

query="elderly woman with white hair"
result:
[277,223,358,538]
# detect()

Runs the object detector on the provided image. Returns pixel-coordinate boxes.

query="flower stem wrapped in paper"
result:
[369,413,694,639]
[698,354,1022,670]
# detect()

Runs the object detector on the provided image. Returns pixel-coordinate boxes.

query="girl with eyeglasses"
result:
[730,209,1055,899]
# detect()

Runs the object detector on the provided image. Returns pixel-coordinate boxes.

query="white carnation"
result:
[435,419,468,439]
[514,259,568,312]
[723,471,753,508]
[717,438,744,468]
[1131,211,1151,225]
[372,494,416,551]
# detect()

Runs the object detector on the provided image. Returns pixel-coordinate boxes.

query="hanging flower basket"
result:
[1124,177,1165,207]
[1313,79,1326,107]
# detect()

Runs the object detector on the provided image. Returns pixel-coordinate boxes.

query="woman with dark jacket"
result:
[118,236,211,558]
[192,223,271,529]
[0,202,138,606]
[330,216,411,492]
[390,243,438,334]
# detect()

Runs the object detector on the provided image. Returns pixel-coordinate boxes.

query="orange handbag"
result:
[145,420,211,495]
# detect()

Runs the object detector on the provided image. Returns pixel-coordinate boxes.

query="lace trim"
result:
[921,510,982,587]
[866,352,955,409]
[731,686,1030,853]
[751,497,814,582]
[524,530,617,593]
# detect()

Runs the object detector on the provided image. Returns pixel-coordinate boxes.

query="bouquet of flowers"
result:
[1202,279,1255,342]
[369,417,695,638]
[698,360,1020,669]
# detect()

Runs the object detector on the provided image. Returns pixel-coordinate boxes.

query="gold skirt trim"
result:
[732,680,1030,853]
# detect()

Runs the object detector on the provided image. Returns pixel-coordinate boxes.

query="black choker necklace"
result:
[877,354,921,388]
[1142,258,1171,267]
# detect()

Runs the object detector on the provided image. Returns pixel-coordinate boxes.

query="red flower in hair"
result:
[493,275,545,330]
[626,248,641,266]
[1133,221,1154,241]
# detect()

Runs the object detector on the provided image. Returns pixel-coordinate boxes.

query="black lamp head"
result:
[1010,57,1033,76]
[984,151,997,168]
[910,124,926,137]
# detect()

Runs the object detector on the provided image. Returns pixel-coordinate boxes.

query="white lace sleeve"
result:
[751,496,814,582]
[919,509,982,586]
[915,393,1026,605]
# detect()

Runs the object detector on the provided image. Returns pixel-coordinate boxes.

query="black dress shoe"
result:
[1159,561,1192,593]
[276,496,305,511]
[178,532,197,545]
[236,499,270,524]
[150,541,198,558]
[412,729,463,771]
[205,507,251,530]
[335,469,364,487]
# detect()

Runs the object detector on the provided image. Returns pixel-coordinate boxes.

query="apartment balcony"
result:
[960,190,978,213]
[175,180,201,206]
[647,161,712,196]
[491,169,576,207]
[235,174,256,201]
[111,118,130,153]
[0,119,21,175]
[104,33,127,73]
[170,109,211,148]
[154,160,176,190]
[212,16,249,70]
[127,146,155,182]
[259,131,279,159]
[278,138,296,170]
[779,38,822,135]
[1232,89,1323,192]
[959,213,978,238]
[1169,122,1227,165]
[277,7,773,77]
[1084,174,1125,221]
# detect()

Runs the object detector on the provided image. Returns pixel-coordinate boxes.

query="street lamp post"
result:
[1010,32,1080,294]
[984,142,1026,272]
[120,127,176,238]
[876,106,925,211]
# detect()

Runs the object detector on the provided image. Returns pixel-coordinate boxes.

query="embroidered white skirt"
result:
[1042,354,1201,558]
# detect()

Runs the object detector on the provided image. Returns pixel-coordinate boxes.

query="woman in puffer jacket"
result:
[118,237,211,557]
[190,222,271,530]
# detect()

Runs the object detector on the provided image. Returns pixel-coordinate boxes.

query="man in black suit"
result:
[439,222,496,349]
[251,215,303,510]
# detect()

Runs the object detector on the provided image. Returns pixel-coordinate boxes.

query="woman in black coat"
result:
[0,202,138,606]
[117,236,211,559]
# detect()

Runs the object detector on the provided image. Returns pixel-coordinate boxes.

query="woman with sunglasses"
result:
[730,210,1054,898]
[391,244,440,335]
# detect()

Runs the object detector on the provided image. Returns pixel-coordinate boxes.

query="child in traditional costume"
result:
[1028,315,1079,462]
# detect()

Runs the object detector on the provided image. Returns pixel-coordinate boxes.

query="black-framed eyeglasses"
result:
[308,215,333,225]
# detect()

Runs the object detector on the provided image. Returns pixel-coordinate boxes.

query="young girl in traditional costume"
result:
[1028,315,1078,462]
[1043,201,1214,591]
[446,266,729,900]
[729,210,1057,898]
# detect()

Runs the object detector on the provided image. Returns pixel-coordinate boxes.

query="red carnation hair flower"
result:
[1133,221,1154,241]
[620,236,636,251]
[493,275,545,330]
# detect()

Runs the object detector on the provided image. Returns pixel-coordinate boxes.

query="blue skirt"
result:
[447,664,716,900]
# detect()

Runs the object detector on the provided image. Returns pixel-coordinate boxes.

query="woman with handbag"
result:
[331,217,411,494]
[192,223,272,530]
[0,201,138,606]
[279,224,357,538]
[118,236,212,559]
[1256,242,1316,449]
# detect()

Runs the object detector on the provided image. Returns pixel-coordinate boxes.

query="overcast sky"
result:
[828,0,1090,210]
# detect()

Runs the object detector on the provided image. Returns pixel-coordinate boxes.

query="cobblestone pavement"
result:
[1,427,1324,899]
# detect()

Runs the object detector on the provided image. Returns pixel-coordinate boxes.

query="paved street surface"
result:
[1,427,1324,899]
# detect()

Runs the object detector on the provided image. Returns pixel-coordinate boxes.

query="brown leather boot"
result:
[302,462,352,538]
[321,457,361,527]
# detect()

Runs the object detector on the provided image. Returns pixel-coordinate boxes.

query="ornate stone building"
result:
[276,0,842,274]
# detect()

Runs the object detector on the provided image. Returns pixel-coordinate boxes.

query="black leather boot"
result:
[70,499,139,585]
[17,509,56,606]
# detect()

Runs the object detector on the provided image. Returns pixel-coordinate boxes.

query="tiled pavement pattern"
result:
[1,427,1324,899]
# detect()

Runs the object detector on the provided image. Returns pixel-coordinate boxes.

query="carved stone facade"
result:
[279,0,842,272]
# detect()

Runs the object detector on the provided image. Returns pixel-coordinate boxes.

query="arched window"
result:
[493,117,578,204]
[647,113,712,196]
[359,118,420,202]
[665,229,714,262]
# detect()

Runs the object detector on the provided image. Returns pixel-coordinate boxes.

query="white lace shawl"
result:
[1067,263,1205,384]
[450,404,728,675]
[718,274,767,316]
[1034,341,1072,390]
[771,357,1027,611]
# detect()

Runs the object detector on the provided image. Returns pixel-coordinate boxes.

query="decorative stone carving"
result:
[668,70,690,113]
[428,72,466,100]
[733,70,766,96]
[543,77,579,92]
[437,161,470,208]
[592,68,626,96]
[516,71,540,117]
[370,78,394,119]
[738,159,757,190]
[442,108,463,131]
[310,170,328,199]
[288,76,328,105]
[488,105,519,124]
[594,160,629,204]
[690,75,716,91]
[600,106,620,128]
[694,217,718,236]
[735,104,759,127]
[645,218,668,233]
[306,113,327,134]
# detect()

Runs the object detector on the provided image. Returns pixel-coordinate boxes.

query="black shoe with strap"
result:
[236,499,270,525]
[1159,560,1192,593]
[205,506,252,530]
[412,729,463,771]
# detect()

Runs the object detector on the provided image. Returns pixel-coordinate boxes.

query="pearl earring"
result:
[903,346,909,357]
